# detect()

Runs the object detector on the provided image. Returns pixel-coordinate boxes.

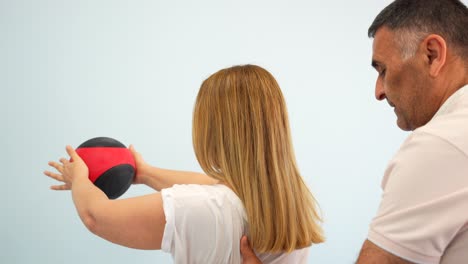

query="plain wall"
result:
[2,0,445,262]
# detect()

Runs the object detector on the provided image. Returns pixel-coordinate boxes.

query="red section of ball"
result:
[76,147,136,183]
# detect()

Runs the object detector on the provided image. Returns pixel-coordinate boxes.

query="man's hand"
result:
[240,236,262,264]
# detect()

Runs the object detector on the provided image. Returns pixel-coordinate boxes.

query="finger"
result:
[129,144,137,154]
[66,145,81,161]
[240,236,260,263]
[50,184,70,191]
[48,161,64,173]
[44,170,64,182]
[129,144,141,161]
[59,158,69,165]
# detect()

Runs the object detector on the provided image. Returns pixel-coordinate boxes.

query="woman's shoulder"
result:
[258,246,311,264]
[162,183,233,197]
[164,183,225,193]
[161,184,244,213]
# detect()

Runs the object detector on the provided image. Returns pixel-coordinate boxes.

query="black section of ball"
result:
[94,164,135,199]
[78,137,126,148]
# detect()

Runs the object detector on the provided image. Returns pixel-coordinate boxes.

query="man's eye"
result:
[379,69,386,77]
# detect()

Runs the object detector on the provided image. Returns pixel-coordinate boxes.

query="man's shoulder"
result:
[381,123,468,198]
[414,107,468,156]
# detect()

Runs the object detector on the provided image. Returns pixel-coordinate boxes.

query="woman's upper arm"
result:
[87,192,166,250]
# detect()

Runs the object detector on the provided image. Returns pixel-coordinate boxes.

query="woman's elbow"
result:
[78,208,98,234]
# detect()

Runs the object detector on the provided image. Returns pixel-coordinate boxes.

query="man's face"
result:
[371,27,435,131]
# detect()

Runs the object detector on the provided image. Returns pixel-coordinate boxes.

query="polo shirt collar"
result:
[433,84,468,118]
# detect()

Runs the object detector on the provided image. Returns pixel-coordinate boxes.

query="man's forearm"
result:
[357,240,413,264]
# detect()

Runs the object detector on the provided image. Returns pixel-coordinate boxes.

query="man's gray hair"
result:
[368,0,468,61]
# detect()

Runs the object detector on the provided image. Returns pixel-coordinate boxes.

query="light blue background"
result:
[1,0,439,263]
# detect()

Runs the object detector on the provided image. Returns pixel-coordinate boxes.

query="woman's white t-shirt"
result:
[161,184,310,264]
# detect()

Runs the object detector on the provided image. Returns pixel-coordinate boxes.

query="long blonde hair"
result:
[192,64,324,253]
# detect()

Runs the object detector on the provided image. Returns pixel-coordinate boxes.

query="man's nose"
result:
[375,78,385,101]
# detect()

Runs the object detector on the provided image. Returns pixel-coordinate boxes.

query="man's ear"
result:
[422,34,447,77]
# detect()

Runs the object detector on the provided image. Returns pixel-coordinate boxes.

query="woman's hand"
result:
[44,145,89,190]
[129,144,151,185]
[128,144,218,190]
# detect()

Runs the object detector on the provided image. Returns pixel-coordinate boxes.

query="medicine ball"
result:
[76,137,135,199]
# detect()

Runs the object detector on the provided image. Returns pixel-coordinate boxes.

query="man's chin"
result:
[396,118,412,131]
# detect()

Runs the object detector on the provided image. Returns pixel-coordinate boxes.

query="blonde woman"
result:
[45,64,324,263]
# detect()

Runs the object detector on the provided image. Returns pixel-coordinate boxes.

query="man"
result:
[241,0,468,263]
